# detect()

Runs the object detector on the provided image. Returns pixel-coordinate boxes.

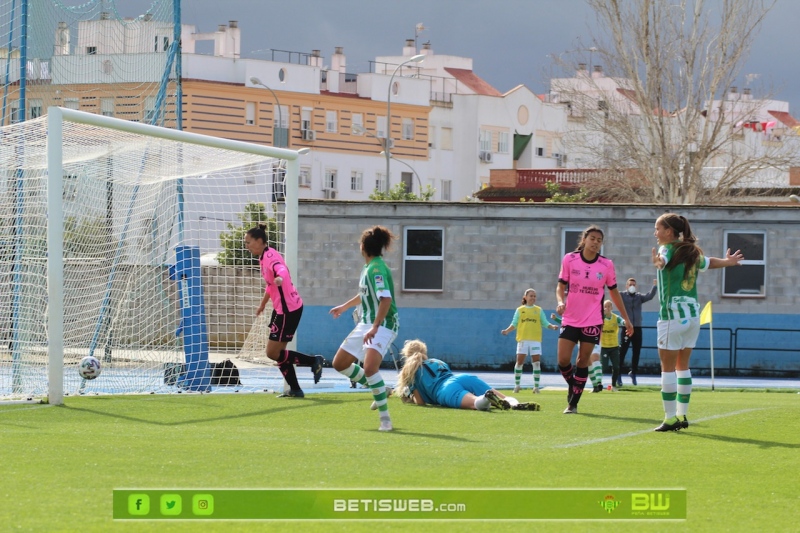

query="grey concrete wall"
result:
[295,201,800,315]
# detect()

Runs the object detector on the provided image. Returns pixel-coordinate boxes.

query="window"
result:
[536,147,544,157]
[64,98,79,110]
[100,98,114,117]
[86,46,97,55]
[274,105,289,128]
[301,108,312,132]
[377,116,387,138]
[561,228,602,258]
[402,118,414,140]
[722,231,765,297]
[440,127,453,150]
[63,174,78,201]
[497,131,509,154]
[163,36,169,52]
[350,170,363,192]
[274,104,289,146]
[351,113,363,134]
[10,101,21,123]
[299,166,311,188]
[326,110,337,133]
[245,102,256,125]
[29,99,43,119]
[375,172,387,193]
[144,96,157,124]
[403,227,444,291]
[271,168,286,202]
[441,180,451,201]
[401,172,413,192]
[479,129,492,152]
[428,125,436,148]
[324,168,337,190]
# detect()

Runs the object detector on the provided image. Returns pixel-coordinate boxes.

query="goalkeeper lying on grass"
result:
[377,339,540,412]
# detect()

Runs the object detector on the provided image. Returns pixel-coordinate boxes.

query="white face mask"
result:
[627,285,636,294]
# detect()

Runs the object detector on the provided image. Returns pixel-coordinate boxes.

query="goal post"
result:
[1,107,301,404]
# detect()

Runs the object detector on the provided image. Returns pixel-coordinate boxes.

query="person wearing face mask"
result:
[618,278,657,386]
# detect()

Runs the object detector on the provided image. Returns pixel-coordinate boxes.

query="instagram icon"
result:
[192,494,214,516]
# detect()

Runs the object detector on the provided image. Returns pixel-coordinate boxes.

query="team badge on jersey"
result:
[374,274,385,288]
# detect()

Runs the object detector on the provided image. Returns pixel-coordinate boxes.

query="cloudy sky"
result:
[131,0,799,112]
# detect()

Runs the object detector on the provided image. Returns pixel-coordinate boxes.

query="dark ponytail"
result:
[361,225,395,257]
[245,224,269,244]
[657,213,702,280]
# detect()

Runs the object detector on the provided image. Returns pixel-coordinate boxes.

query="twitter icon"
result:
[160,494,182,516]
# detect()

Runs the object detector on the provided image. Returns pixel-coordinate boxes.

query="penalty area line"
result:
[551,408,767,449]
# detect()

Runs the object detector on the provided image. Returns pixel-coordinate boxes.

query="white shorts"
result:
[657,318,701,351]
[340,323,397,361]
[516,341,542,357]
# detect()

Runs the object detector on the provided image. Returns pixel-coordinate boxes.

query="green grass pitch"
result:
[1,387,797,532]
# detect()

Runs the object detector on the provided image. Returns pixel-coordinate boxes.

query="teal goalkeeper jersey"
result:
[358,256,399,332]
[656,242,709,320]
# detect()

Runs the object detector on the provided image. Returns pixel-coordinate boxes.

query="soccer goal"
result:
[0,107,302,404]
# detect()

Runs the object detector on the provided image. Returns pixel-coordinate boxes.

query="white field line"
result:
[552,408,767,449]
[0,404,52,413]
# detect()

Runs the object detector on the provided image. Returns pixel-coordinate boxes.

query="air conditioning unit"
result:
[302,129,316,141]
[323,189,337,199]
[479,150,493,163]
[382,138,394,149]
[554,153,565,168]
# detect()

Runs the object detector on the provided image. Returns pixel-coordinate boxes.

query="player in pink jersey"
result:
[555,225,633,414]
[245,225,325,398]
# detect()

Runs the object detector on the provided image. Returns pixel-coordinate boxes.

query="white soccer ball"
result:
[78,356,102,380]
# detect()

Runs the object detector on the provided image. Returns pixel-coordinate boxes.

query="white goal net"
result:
[0,108,301,403]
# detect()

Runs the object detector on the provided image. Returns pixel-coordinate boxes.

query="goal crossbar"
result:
[45,107,302,404]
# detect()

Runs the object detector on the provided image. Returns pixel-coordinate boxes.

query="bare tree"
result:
[551,0,795,204]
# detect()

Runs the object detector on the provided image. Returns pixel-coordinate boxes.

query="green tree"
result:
[369,182,436,201]
[544,181,590,203]
[216,202,279,266]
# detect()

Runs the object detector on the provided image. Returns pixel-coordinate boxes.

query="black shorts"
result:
[559,324,601,345]
[268,306,303,342]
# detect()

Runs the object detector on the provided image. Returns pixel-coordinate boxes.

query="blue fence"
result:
[297,307,800,376]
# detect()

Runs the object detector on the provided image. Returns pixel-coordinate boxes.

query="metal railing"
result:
[630,326,800,377]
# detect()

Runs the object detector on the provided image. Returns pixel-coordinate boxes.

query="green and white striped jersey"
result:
[358,256,399,332]
[656,242,709,320]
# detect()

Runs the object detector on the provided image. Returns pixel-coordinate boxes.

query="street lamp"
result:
[380,150,422,192]
[249,76,284,147]
[790,194,800,203]
[385,54,424,190]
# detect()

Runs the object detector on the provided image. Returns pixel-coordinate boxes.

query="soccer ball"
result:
[78,356,102,380]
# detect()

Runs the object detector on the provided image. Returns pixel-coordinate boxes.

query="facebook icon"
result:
[128,494,150,515]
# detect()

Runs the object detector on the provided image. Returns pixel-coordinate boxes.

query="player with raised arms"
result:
[651,213,743,431]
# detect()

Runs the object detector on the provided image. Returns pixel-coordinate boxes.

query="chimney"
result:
[55,21,70,56]
[421,41,433,56]
[217,24,227,32]
[577,63,588,76]
[308,49,323,68]
[742,87,752,100]
[592,65,603,79]
[99,11,110,20]
[142,13,153,22]
[331,46,346,73]
[403,38,416,56]
[229,20,238,28]
[728,86,738,100]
